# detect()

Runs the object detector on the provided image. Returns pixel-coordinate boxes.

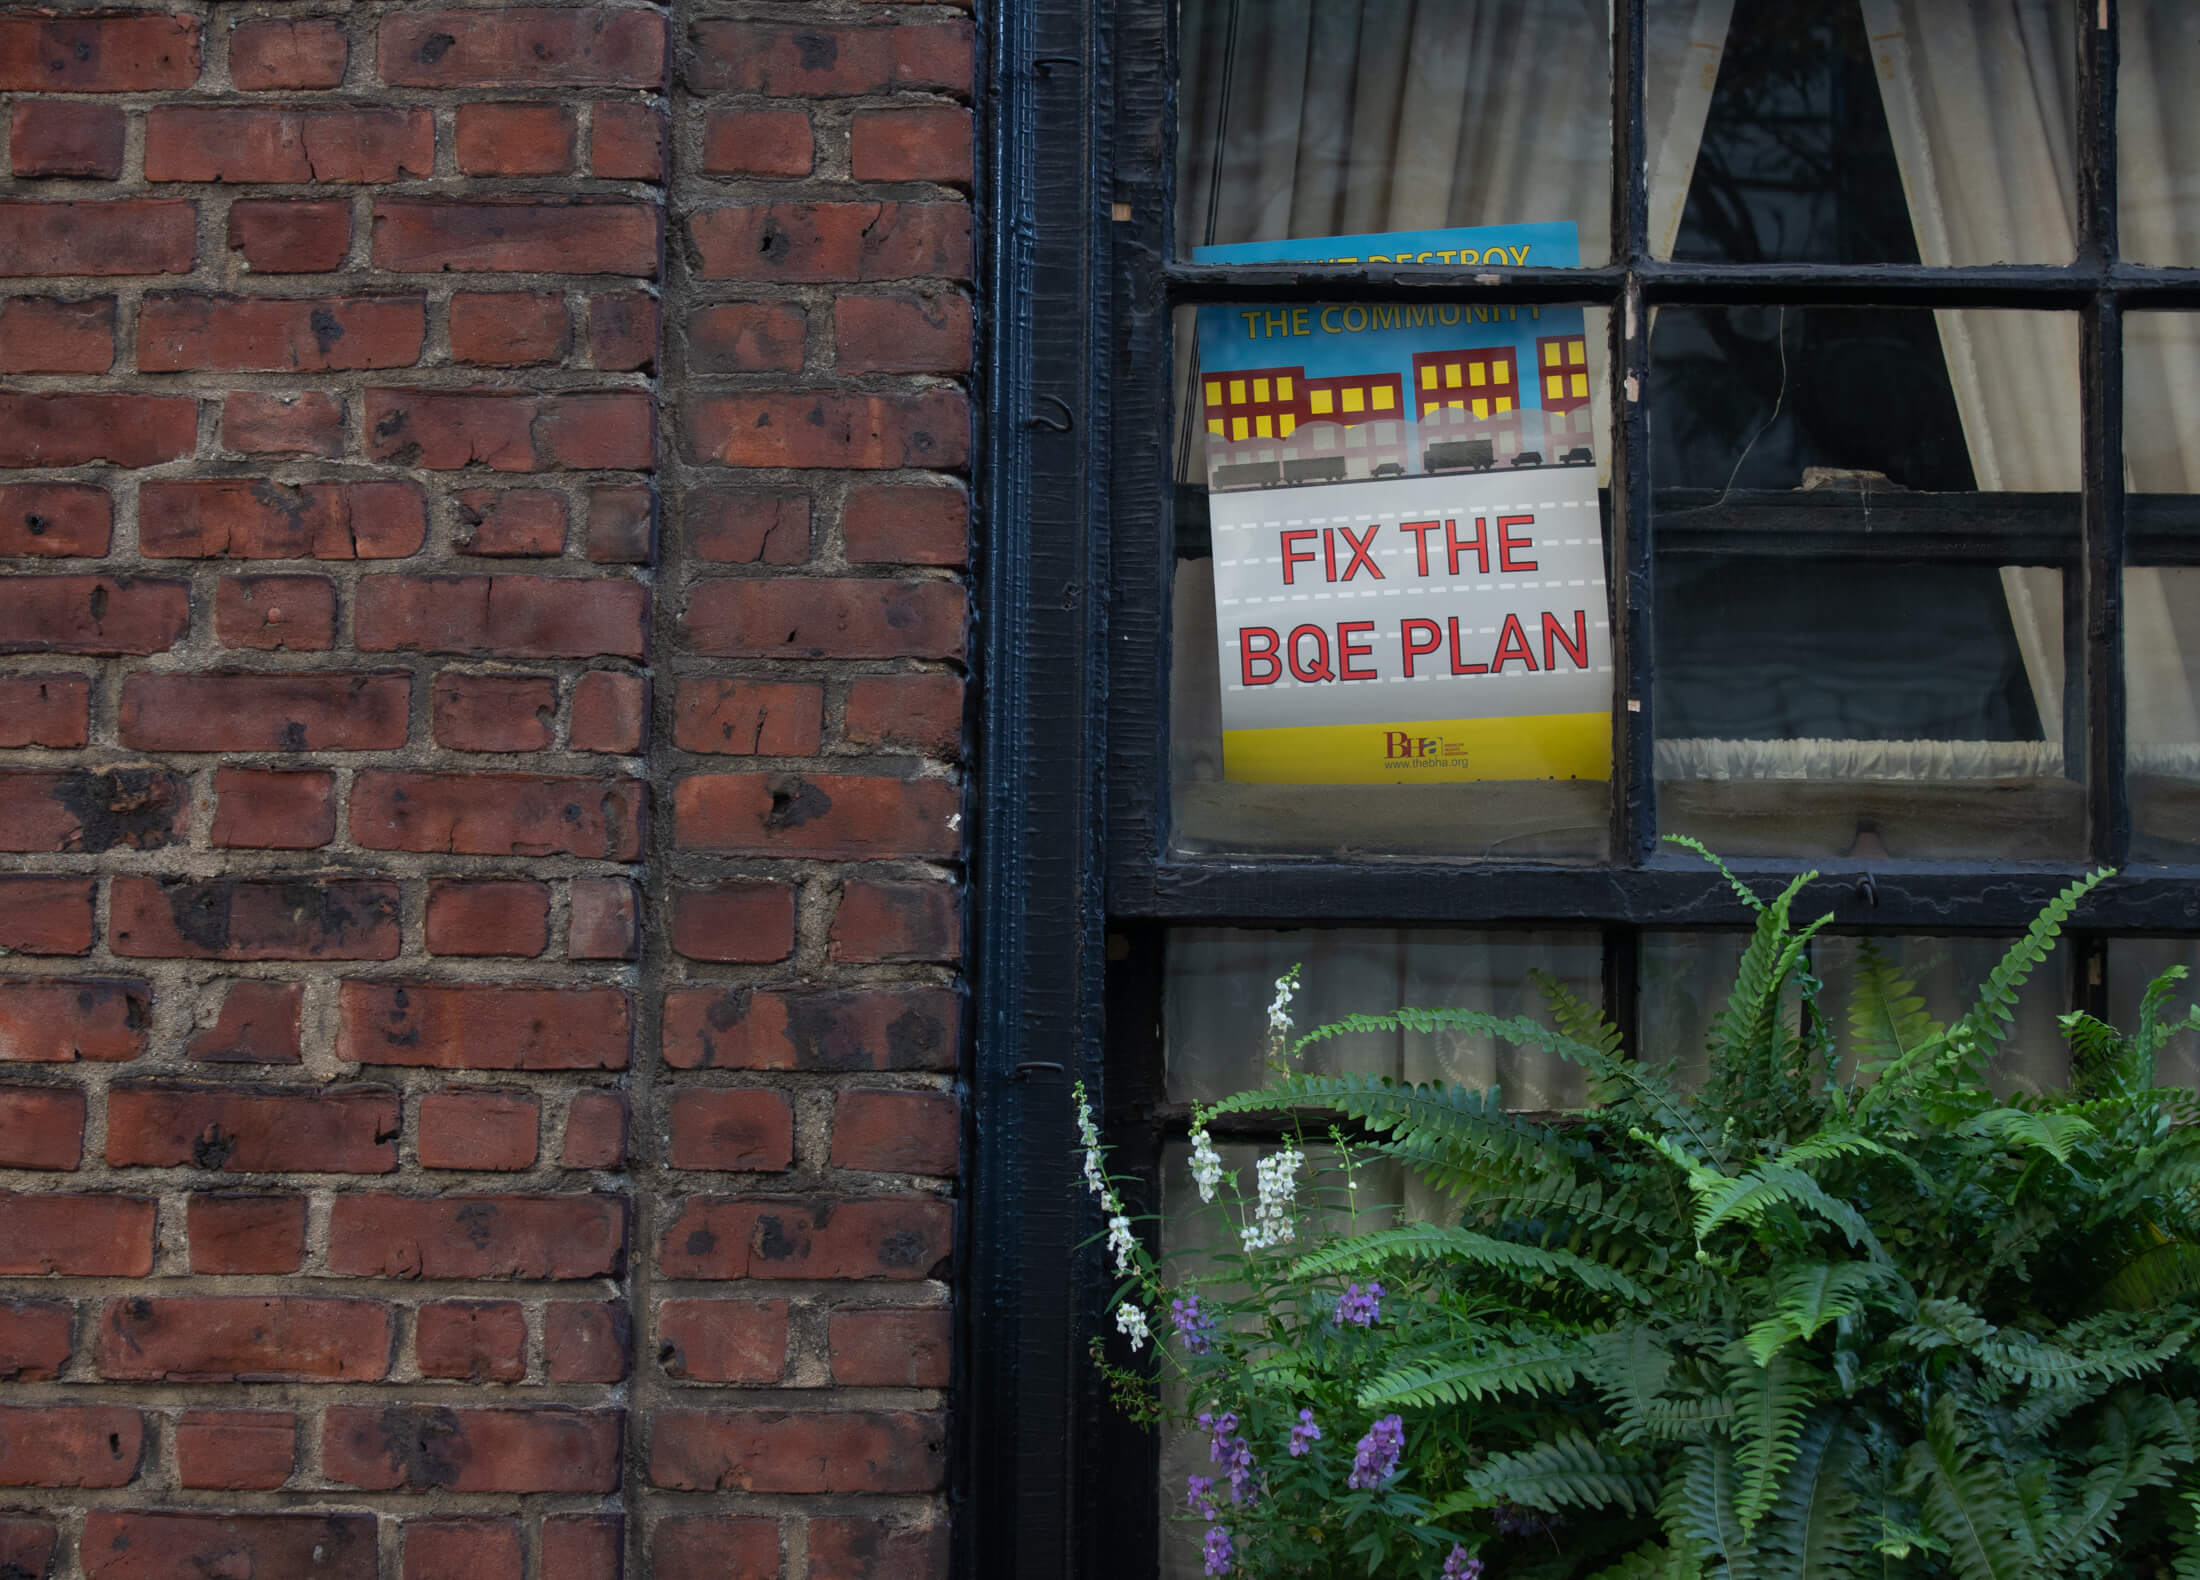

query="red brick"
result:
[145,106,433,183]
[581,484,650,565]
[0,1086,84,1169]
[657,1299,785,1384]
[82,1514,375,1580]
[809,1516,949,1580]
[845,672,964,757]
[0,294,113,370]
[850,105,972,184]
[0,199,195,276]
[106,1082,399,1172]
[0,1404,144,1487]
[425,879,551,957]
[587,289,657,370]
[222,391,344,457]
[571,670,647,753]
[689,391,968,470]
[689,202,969,282]
[11,594,173,677]
[186,982,304,1065]
[831,880,959,964]
[215,574,337,651]
[652,1519,779,1580]
[330,1194,624,1279]
[139,294,424,372]
[0,767,185,850]
[700,108,812,176]
[686,19,972,96]
[675,772,960,858]
[0,1194,154,1275]
[325,1404,620,1491]
[414,1300,525,1381]
[0,1520,53,1580]
[379,9,664,86]
[120,671,409,751]
[693,491,810,564]
[0,1300,73,1380]
[350,770,645,857]
[672,679,820,757]
[432,672,556,751]
[449,291,568,366]
[111,878,398,961]
[0,14,199,90]
[97,1296,391,1381]
[670,1089,794,1172]
[228,199,350,273]
[837,293,971,375]
[417,1088,539,1169]
[671,884,797,964]
[561,1091,626,1167]
[0,483,109,556]
[685,577,964,660]
[592,102,662,179]
[662,987,957,1073]
[175,1410,295,1490]
[140,478,426,558]
[542,1515,623,1580]
[831,1089,957,1176]
[650,1409,943,1493]
[0,875,94,955]
[405,1519,522,1580]
[457,490,567,556]
[340,982,632,1071]
[210,768,337,849]
[9,100,122,178]
[0,395,195,467]
[0,979,150,1064]
[545,1301,626,1382]
[688,302,806,374]
[229,18,347,89]
[656,1196,950,1280]
[568,877,639,961]
[372,199,660,276]
[0,674,89,747]
[187,1194,306,1272]
[457,102,576,174]
[364,388,653,470]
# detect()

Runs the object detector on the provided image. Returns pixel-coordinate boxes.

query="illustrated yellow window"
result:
[1373,386,1394,410]
[1205,380,1222,405]
[1279,415,1296,437]
[1276,377,1292,400]
[1343,388,1365,413]
[1496,396,1513,414]
[1208,417,1224,434]
[1570,341,1586,365]
[1571,374,1589,397]
[1470,362,1486,386]
[1310,389,1333,414]
[1446,364,1462,387]
[1473,398,1489,419]
[1255,415,1272,437]
[1231,417,1248,440]
[1421,366,1436,389]
[1547,374,1565,400]
[1229,379,1245,403]
[1253,378,1269,402]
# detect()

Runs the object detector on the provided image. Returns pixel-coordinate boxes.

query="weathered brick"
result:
[571,670,648,753]
[96,1296,392,1381]
[836,293,972,374]
[82,1513,376,1580]
[809,1515,950,1580]
[215,574,338,651]
[0,673,90,747]
[692,490,811,565]
[140,478,426,559]
[675,772,960,858]
[175,1409,296,1489]
[187,1194,306,1272]
[561,1091,626,1167]
[340,982,632,1070]
[139,294,425,372]
[545,1300,626,1382]
[0,875,95,955]
[850,105,973,184]
[831,1090,958,1176]
[0,1195,154,1275]
[414,1300,525,1381]
[670,1089,794,1172]
[222,391,345,457]
[448,291,568,366]
[689,202,970,282]
[325,1405,621,1490]
[432,672,556,752]
[404,1519,523,1580]
[671,883,796,964]
[0,1085,85,1169]
[457,490,567,556]
[0,1404,144,1487]
[0,576,188,656]
[351,771,645,857]
[106,1082,399,1172]
[700,108,813,176]
[0,483,110,556]
[330,1194,625,1279]
[656,1196,951,1280]
[685,19,972,96]
[661,987,957,1073]
[652,1519,780,1580]
[650,1409,943,1492]
[831,880,960,963]
[425,878,551,956]
[379,9,665,86]
[0,200,195,276]
[110,877,399,961]
[586,484,653,564]
[229,18,347,90]
[0,395,196,467]
[0,14,200,91]
[687,302,807,374]
[657,1298,786,1384]
[673,679,821,757]
[417,1088,539,1169]
[0,767,186,851]
[587,288,658,370]
[145,107,433,183]
[568,876,640,961]
[844,672,965,757]
[0,294,114,370]
[210,768,336,849]
[228,199,350,273]
[591,103,663,181]
[0,1519,53,1580]
[186,981,304,1065]
[0,1299,73,1380]
[542,1515,622,1580]
[0,979,150,1063]
[684,577,965,660]
[10,100,123,178]
[372,199,660,276]
[362,389,652,471]
[688,391,969,470]
[456,102,576,175]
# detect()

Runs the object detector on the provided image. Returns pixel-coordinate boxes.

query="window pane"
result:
[2122,314,2200,862]
[2119,1,2200,266]
[1639,931,1750,1090]
[2107,940,2200,1087]
[1163,927,1600,1109]
[1652,307,2083,860]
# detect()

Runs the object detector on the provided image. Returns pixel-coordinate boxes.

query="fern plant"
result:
[1085,842,2200,1578]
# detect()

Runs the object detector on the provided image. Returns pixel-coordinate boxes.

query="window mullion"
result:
[2084,295,2130,866]
[1610,0,1656,865]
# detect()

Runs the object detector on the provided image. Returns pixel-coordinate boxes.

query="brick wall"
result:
[0,0,971,1571]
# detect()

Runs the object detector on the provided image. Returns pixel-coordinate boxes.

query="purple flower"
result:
[1202,1526,1235,1576]
[1198,1410,1259,1505]
[1172,1293,1216,1356]
[1287,1408,1321,1458]
[1441,1548,1484,1580]
[1186,1474,1219,1520]
[1333,1281,1385,1327]
[1346,1413,1405,1490]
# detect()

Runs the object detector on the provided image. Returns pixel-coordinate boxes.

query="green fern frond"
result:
[1691,1162,1885,1261]
[1290,1222,1653,1304]
[1979,1310,2197,1389]
[1903,1397,2040,1580]
[1666,833,1767,913]
[1846,938,1941,1078]
[2097,1234,2200,1312]
[2038,1390,2194,1572]
[1587,1325,1678,1445]
[1203,1070,1584,1178]
[1358,1335,1587,1409]
[2062,1009,2136,1098]
[1468,1431,1661,1517]
[1958,1107,2100,1165]
[1744,1261,1903,1365]
[1890,1298,1996,1354]
[1665,1440,1749,1573]
[1731,1346,1816,1533]
[1758,1409,1870,1580]
[1537,966,1627,1061]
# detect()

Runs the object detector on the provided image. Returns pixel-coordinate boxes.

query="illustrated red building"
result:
[1537,332,1593,460]
[1204,365,1408,484]
[1412,346,1524,465]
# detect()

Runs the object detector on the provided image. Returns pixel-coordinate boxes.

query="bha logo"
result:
[1385,732,1467,760]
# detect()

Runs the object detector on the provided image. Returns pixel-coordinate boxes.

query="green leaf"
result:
[1845,938,1940,1077]
[1957,1107,2099,1164]
[1290,1221,1653,1304]
[1731,1346,1817,1534]
[1744,1262,1902,1365]
[1903,1397,2038,1580]
[1758,1410,1869,1580]
[1467,1431,1661,1517]
[1358,1335,1587,1409]
[1665,1441,1751,1575]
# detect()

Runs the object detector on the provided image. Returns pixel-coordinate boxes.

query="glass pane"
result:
[1163,927,1601,1110]
[1661,0,2076,265]
[2107,939,2200,1087]
[2122,314,2200,861]
[2118,1,2200,266]
[1652,307,2083,860]
[1639,931,1750,1090]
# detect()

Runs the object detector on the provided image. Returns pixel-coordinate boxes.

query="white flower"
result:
[1116,1302,1151,1351]
[1106,1212,1137,1274]
[1189,1126,1226,1203]
[1075,1086,1107,1198]
[1240,1145,1303,1252]
[1266,970,1299,1037]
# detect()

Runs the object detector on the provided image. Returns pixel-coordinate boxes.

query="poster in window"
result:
[1194,223,1611,785]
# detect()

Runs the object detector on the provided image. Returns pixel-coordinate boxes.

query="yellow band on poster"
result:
[1223,711,1611,785]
